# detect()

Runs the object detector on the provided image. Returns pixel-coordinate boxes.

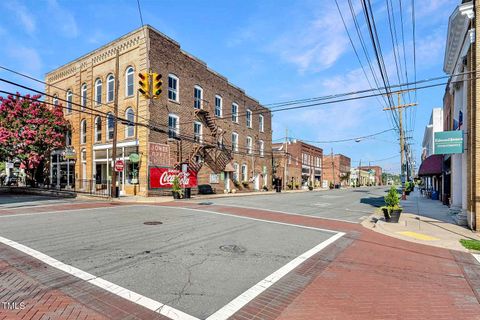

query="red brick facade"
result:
[272,141,323,189]
[323,154,351,187]
[45,26,272,196]
[358,166,383,186]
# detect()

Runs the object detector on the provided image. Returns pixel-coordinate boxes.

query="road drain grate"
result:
[144,221,163,225]
[198,202,213,205]
[219,244,246,253]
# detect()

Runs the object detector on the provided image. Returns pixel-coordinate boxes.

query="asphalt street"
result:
[0,203,334,319]
[196,186,389,223]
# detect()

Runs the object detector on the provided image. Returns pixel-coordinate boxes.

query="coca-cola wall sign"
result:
[149,167,198,189]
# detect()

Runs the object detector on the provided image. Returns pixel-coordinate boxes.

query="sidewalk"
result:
[363,189,480,252]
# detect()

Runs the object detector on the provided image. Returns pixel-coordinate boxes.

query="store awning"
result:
[418,154,443,176]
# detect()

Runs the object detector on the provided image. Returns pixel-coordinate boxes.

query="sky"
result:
[0,0,459,174]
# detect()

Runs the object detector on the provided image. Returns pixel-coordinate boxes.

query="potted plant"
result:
[381,186,402,223]
[308,181,313,191]
[286,182,293,190]
[294,182,300,189]
[242,181,249,188]
[329,182,334,189]
[404,182,411,195]
[171,176,184,199]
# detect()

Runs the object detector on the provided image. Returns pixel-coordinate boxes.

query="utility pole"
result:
[383,89,417,200]
[110,49,120,198]
[283,127,288,190]
[331,148,335,187]
[358,159,361,187]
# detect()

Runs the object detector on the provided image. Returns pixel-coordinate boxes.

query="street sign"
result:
[114,160,124,172]
[434,130,464,154]
[129,153,140,163]
[63,147,76,160]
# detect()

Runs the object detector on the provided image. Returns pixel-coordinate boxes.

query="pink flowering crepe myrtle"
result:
[0,93,71,180]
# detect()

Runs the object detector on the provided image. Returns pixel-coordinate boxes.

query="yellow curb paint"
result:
[396,231,440,241]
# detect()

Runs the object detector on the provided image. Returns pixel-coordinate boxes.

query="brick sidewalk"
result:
[0,243,168,320]
[162,202,480,320]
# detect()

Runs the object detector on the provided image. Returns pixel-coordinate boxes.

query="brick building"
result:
[358,166,383,186]
[322,154,351,188]
[272,140,323,189]
[45,25,272,196]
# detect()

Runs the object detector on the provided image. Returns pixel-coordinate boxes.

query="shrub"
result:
[384,186,400,208]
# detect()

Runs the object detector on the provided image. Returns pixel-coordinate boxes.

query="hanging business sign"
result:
[149,167,198,189]
[434,131,464,155]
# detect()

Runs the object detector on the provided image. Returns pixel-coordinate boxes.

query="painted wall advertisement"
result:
[149,167,198,188]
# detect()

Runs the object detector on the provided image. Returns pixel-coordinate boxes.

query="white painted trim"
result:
[206,232,345,320]
[93,140,139,150]
[0,235,199,320]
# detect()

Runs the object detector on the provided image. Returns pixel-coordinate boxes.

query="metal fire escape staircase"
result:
[175,109,233,173]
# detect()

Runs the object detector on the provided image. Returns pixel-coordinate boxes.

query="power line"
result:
[286,128,395,144]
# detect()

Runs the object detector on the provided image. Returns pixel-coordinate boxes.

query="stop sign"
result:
[114,160,124,172]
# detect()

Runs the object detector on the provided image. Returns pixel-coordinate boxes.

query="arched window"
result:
[80,119,87,144]
[66,90,72,113]
[95,78,102,105]
[241,164,248,182]
[81,83,87,110]
[125,108,134,138]
[94,116,102,142]
[107,112,115,140]
[53,94,58,106]
[107,74,114,102]
[125,67,134,97]
[259,140,265,157]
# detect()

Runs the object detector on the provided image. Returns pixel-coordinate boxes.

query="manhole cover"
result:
[198,202,213,205]
[144,221,163,225]
[219,244,246,253]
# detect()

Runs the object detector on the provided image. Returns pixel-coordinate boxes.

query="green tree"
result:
[0,93,71,183]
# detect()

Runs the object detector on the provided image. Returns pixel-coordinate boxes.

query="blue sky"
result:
[0,0,458,174]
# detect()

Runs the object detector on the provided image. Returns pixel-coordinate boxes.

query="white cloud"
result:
[47,0,79,38]
[268,6,349,73]
[4,0,36,35]
[6,45,43,77]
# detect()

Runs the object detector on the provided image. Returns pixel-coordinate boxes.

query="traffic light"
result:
[152,73,162,98]
[138,72,150,98]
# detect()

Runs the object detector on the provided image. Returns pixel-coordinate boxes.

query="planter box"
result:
[383,208,402,223]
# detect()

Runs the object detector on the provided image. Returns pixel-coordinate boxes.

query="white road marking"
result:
[198,203,359,224]
[157,205,340,234]
[0,235,199,320]
[473,253,480,264]
[0,204,146,219]
[206,232,345,320]
[313,202,331,207]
